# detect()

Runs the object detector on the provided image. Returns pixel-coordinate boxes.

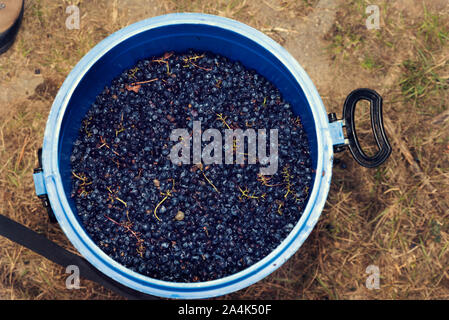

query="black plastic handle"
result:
[342,88,392,168]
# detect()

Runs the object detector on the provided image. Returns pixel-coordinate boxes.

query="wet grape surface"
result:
[70,50,314,282]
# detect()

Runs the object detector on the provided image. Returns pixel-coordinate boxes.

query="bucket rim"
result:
[42,12,334,299]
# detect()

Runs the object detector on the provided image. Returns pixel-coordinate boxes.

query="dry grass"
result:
[0,0,448,299]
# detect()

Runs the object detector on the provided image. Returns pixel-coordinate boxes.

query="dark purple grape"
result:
[70,50,314,282]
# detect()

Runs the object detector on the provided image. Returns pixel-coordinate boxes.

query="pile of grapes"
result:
[70,51,314,282]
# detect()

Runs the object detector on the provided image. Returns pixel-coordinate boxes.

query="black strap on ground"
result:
[0,213,157,300]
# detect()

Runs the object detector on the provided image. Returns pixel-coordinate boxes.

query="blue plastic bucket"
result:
[36,13,345,299]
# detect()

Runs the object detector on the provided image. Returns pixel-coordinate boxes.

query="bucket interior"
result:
[58,23,319,241]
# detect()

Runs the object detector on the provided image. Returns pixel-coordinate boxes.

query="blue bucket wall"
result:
[59,23,319,200]
[43,13,334,299]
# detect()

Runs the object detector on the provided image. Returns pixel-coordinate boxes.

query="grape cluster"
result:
[70,50,314,282]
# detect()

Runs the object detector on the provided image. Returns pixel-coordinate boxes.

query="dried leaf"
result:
[125,84,141,93]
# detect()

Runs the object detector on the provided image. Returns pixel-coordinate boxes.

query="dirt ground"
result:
[1,0,449,300]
